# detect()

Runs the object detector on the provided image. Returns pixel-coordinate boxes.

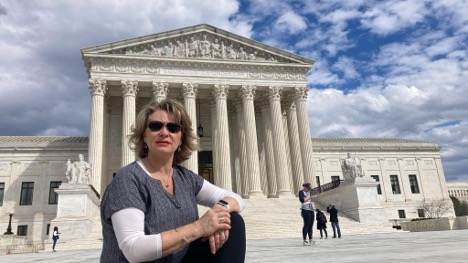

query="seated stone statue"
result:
[341,153,364,179]
[66,154,91,184]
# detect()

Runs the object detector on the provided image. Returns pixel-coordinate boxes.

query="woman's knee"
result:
[229,212,245,234]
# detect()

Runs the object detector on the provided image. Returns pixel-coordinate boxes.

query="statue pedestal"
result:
[338,177,387,224]
[50,183,100,241]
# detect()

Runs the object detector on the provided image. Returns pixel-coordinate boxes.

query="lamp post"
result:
[4,213,14,235]
[197,100,204,138]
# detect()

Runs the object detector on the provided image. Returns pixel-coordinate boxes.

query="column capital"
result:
[239,85,256,101]
[294,86,308,101]
[152,81,169,99]
[121,80,139,97]
[89,79,107,96]
[212,84,229,99]
[182,82,198,99]
[267,85,282,101]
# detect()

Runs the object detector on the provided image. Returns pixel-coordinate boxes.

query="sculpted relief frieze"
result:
[91,62,306,80]
[114,33,283,63]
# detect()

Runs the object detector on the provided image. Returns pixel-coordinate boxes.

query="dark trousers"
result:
[319,228,328,238]
[331,222,341,237]
[301,209,314,240]
[182,212,246,263]
[52,238,58,250]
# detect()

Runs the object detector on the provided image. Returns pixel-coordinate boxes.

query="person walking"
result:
[327,205,342,238]
[52,226,60,252]
[315,209,328,239]
[298,183,318,246]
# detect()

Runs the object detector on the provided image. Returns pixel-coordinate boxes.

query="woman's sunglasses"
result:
[147,121,182,133]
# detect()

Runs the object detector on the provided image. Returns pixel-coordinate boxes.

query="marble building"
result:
[0,25,455,245]
[447,182,468,202]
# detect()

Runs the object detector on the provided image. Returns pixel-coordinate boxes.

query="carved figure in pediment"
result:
[226,44,237,59]
[187,36,199,57]
[211,38,222,58]
[174,41,186,57]
[66,154,91,184]
[237,47,248,60]
[149,44,161,56]
[221,41,227,59]
[199,35,211,57]
[248,51,257,60]
[162,42,174,57]
[137,45,158,56]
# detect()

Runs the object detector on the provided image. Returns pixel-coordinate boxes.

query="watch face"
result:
[218,200,229,206]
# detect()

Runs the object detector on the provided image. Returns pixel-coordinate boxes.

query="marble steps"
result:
[46,196,402,251]
[236,197,402,240]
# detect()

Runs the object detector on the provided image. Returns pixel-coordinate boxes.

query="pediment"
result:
[81,24,314,65]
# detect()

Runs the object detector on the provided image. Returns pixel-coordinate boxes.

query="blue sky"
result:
[0,0,467,182]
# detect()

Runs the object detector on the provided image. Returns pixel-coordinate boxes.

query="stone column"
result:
[268,85,292,197]
[260,99,277,198]
[182,83,198,173]
[152,82,168,102]
[121,80,138,167]
[210,98,218,184]
[294,86,315,187]
[212,84,232,190]
[235,100,249,198]
[239,85,263,197]
[88,79,107,194]
[254,107,268,195]
[285,100,304,194]
[282,110,294,193]
[228,104,239,193]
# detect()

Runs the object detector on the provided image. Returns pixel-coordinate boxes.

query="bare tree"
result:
[419,199,453,218]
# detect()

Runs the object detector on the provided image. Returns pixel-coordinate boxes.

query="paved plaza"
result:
[1,229,467,262]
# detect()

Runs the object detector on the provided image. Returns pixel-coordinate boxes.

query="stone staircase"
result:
[46,196,402,251]
[202,196,403,240]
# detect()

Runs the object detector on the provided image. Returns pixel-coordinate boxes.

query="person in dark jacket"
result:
[327,205,342,238]
[315,209,328,239]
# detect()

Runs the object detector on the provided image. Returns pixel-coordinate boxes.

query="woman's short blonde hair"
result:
[128,99,199,164]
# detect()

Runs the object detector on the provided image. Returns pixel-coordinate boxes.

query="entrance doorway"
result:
[198,151,213,183]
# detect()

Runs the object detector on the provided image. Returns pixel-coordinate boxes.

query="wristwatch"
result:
[217,199,230,210]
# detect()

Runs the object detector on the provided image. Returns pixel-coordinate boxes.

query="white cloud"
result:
[361,0,429,35]
[331,56,360,80]
[275,11,307,34]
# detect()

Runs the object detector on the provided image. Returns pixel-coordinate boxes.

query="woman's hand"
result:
[197,204,231,254]
[207,228,230,254]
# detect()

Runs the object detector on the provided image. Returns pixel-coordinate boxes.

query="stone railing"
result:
[310,180,342,195]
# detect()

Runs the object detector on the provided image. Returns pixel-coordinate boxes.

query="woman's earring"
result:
[144,143,148,149]
[177,146,181,152]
